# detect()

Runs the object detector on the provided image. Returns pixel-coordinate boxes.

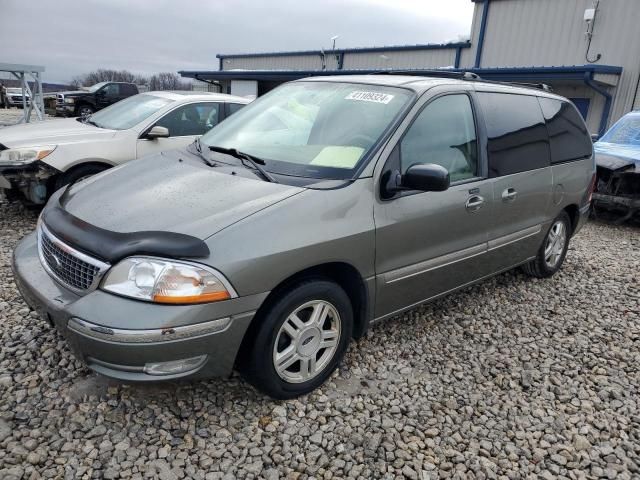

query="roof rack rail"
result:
[368,70,553,92]
[510,82,553,92]
[369,70,481,80]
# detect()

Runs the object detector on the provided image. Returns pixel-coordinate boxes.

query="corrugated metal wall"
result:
[222,54,338,71]
[467,0,640,128]
[342,49,457,70]
[217,0,640,131]
[222,48,459,72]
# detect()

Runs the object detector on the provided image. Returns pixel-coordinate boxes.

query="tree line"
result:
[70,69,192,91]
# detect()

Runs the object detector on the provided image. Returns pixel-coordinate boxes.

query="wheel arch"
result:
[59,158,117,173]
[235,261,371,367]
[562,203,580,235]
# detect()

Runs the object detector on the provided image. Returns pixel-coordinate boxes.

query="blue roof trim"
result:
[216,42,471,59]
[180,64,623,82]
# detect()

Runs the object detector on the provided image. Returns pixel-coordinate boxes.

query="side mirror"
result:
[382,163,450,198]
[590,133,599,143]
[402,163,450,192]
[145,126,169,139]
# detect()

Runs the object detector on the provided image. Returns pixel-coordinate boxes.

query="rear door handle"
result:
[502,187,517,202]
[465,195,484,212]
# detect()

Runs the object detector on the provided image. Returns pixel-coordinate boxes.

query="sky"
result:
[1,0,474,84]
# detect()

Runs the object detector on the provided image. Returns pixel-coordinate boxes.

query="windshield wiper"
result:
[193,138,216,167]
[208,145,277,183]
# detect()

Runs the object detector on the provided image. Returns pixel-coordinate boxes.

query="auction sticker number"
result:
[345,91,394,104]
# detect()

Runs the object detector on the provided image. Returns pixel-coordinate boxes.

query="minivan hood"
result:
[0,118,114,148]
[60,149,305,239]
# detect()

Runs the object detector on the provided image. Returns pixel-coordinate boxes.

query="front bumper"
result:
[55,105,75,116]
[0,162,57,204]
[12,232,268,381]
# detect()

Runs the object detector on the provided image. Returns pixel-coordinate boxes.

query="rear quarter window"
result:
[538,97,592,162]
[228,103,245,115]
[477,92,550,177]
[122,84,138,95]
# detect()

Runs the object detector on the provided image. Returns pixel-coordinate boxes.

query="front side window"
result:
[400,94,478,182]
[201,81,414,180]
[477,92,549,177]
[155,103,219,136]
[87,82,108,93]
[102,84,120,97]
[88,94,173,130]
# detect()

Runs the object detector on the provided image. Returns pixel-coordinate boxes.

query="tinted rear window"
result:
[477,92,550,177]
[538,97,592,163]
[122,84,138,95]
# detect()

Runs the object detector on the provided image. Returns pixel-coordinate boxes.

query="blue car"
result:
[593,111,640,222]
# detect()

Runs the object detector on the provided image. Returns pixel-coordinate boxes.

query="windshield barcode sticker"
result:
[345,91,394,104]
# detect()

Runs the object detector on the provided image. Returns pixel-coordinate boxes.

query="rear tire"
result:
[55,164,109,191]
[239,279,353,399]
[521,211,571,278]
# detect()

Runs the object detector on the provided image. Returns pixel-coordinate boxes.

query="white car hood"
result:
[0,118,116,148]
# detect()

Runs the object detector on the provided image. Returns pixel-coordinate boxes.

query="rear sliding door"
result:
[475,91,552,270]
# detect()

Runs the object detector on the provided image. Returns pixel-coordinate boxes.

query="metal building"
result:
[180,0,640,135]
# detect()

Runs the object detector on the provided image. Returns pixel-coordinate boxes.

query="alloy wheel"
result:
[272,300,341,384]
[544,220,567,269]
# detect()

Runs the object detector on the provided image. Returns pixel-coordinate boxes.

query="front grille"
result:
[38,225,108,293]
[56,94,64,105]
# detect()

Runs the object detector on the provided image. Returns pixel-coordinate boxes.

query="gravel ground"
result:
[0,197,638,480]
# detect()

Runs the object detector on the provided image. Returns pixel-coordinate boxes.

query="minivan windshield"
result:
[200,81,414,179]
[88,94,173,130]
[599,114,640,146]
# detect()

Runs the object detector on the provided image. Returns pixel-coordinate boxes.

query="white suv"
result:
[0,91,250,204]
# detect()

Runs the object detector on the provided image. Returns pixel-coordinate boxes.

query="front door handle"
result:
[502,187,517,202]
[465,195,484,212]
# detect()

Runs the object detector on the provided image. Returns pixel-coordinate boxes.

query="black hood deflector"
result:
[42,202,210,264]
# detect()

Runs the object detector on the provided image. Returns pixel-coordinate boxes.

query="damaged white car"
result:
[0,91,249,204]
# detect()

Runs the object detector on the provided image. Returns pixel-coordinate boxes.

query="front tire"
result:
[239,280,353,399]
[521,211,571,278]
[76,104,94,117]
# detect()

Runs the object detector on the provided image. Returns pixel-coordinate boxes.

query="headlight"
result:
[101,257,235,304]
[64,97,75,104]
[0,146,56,165]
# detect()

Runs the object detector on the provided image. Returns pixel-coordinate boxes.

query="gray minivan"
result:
[12,74,595,399]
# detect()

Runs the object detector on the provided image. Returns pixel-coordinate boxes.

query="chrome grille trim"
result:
[37,222,110,294]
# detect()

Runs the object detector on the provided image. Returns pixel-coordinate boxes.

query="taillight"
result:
[587,172,597,203]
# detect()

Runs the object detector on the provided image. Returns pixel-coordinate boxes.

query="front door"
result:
[97,83,120,109]
[374,91,494,319]
[136,102,221,158]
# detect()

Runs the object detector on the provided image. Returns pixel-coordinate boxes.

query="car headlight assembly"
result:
[64,97,75,104]
[101,257,235,304]
[0,146,56,165]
